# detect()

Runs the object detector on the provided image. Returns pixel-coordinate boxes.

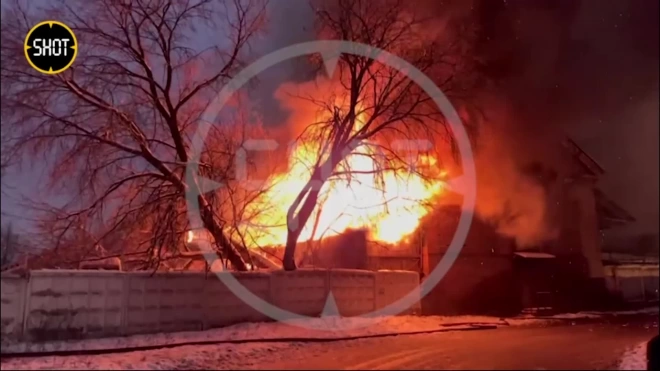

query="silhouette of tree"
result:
[1,0,268,271]
[280,0,481,270]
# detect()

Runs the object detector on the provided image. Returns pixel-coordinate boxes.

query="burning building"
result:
[221,114,634,315]
[414,137,636,315]
[257,133,635,316]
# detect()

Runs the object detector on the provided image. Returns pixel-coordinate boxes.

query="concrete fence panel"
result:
[0,275,27,341]
[124,272,206,335]
[270,269,329,317]
[1,268,420,347]
[203,272,271,328]
[24,270,125,341]
[328,269,376,316]
[375,270,421,314]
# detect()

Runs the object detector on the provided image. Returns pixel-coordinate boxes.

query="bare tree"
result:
[280,0,480,270]
[0,0,267,271]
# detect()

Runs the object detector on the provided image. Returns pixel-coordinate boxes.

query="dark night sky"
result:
[1,0,658,243]
[486,0,659,237]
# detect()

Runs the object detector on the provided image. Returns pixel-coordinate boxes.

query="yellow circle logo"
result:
[24,21,78,75]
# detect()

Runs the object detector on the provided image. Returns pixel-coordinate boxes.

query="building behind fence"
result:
[0,269,420,346]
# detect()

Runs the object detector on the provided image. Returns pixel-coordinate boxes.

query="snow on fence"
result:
[0,268,420,345]
[604,264,659,303]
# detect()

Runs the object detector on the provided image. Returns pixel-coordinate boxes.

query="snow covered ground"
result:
[0,342,292,370]
[1,306,656,370]
[5,307,657,356]
[617,341,648,370]
[519,306,660,320]
[0,315,542,370]
[1,315,542,355]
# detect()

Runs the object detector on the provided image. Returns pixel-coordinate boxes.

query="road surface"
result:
[265,315,658,370]
[1,315,657,370]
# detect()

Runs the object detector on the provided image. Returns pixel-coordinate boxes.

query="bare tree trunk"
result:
[198,195,248,271]
[298,197,325,267]
[279,0,478,270]
[283,186,321,270]
[283,146,349,270]
[1,0,268,272]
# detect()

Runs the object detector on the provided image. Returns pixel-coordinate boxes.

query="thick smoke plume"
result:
[425,0,659,246]
[257,0,658,247]
[469,97,563,248]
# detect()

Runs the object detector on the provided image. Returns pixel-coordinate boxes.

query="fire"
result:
[239,110,446,248]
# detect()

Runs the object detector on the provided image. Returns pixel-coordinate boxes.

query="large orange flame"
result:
[240,108,446,248]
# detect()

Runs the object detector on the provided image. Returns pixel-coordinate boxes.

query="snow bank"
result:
[518,306,659,320]
[6,307,655,356]
[3,306,656,360]
[0,315,553,370]
[618,342,647,370]
[2,310,654,370]
[0,342,291,370]
[1,315,542,355]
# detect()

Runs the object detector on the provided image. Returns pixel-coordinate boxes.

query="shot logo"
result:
[24,21,78,75]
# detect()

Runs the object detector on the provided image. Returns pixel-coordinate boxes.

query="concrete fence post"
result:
[268,271,276,309]
[202,273,212,331]
[21,274,33,339]
[120,274,130,335]
[266,271,273,308]
[373,271,379,312]
[201,274,206,331]
[325,269,332,300]
[14,276,28,341]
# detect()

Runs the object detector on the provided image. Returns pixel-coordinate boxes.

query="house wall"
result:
[416,171,611,315]
[366,235,421,272]
[418,206,521,316]
[557,177,605,278]
[422,254,519,316]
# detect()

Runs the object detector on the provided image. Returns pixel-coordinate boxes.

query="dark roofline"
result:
[562,137,606,176]
[561,137,634,229]
[595,188,636,230]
